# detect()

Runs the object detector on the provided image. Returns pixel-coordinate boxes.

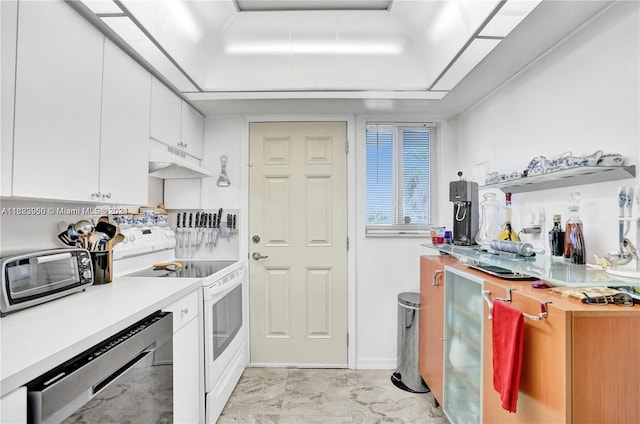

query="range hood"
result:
[148,146,214,179]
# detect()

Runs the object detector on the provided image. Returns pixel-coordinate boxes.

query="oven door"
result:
[203,277,244,392]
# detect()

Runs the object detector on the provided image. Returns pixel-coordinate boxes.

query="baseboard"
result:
[354,358,396,369]
[248,362,348,368]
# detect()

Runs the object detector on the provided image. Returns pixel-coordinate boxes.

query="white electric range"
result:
[112,226,248,423]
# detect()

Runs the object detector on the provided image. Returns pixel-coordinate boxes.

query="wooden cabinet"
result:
[12,0,103,202]
[150,78,203,159]
[165,290,204,424]
[482,278,640,424]
[420,257,640,423]
[11,1,150,204]
[419,256,448,405]
[99,40,151,205]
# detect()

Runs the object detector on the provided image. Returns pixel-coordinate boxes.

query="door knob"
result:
[252,252,268,260]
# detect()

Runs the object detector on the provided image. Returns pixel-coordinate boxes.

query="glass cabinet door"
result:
[443,267,483,423]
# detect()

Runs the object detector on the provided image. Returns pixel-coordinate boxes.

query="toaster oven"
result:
[0,248,94,316]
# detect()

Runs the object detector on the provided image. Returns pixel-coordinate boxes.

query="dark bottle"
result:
[563,193,586,264]
[548,214,565,257]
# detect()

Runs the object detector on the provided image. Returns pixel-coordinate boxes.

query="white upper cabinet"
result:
[12,0,103,202]
[180,101,204,159]
[1,1,18,198]
[100,40,151,205]
[150,78,182,148]
[150,77,203,159]
[11,1,151,205]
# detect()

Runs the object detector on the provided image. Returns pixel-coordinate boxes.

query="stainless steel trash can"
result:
[391,292,430,393]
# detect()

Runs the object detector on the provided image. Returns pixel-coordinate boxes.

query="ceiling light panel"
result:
[80,0,123,15]
[480,0,542,37]
[431,38,501,91]
[101,16,198,91]
[236,0,392,11]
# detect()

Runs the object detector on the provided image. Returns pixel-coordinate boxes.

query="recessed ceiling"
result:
[235,0,392,11]
[72,0,614,115]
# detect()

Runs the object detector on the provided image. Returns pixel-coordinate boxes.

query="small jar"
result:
[112,213,132,229]
[155,212,168,226]
[132,213,146,227]
[444,231,452,244]
[139,206,155,226]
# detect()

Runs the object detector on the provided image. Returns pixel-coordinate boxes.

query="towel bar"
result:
[481,289,550,321]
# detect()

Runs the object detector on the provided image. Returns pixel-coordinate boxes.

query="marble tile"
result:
[219,368,450,424]
[221,368,289,415]
[217,414,279,423]
[280,369,352,416]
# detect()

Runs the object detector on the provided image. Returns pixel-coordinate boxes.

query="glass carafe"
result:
[475,192,502,246]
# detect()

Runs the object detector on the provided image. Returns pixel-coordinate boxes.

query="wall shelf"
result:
[480,165,636,193]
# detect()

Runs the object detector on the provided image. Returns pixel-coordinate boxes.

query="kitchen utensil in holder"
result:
[91,250,112,284]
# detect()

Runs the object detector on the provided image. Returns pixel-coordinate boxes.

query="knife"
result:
[188,212,193,258]
[194,211,201,250]
[176,212,182,257]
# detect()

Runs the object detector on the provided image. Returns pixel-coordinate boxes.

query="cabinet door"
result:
[13,0,103,201]
[1,0,17,197]
[173,316,202,424]
[0,386,27,424]
[99,40,150,205]
[482,281,570,424]
[150,78,181,147]
[419,257,445,405]
[443,268,483,424]
[180,101,204,159]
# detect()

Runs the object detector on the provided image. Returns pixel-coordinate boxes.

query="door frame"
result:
[240,115,357,368]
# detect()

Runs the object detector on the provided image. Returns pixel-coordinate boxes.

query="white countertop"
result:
[0,276,202,397]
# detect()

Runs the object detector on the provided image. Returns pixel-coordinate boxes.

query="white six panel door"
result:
[249,122,348,365]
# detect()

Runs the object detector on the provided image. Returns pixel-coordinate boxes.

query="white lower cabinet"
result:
[165,290,203,424]
[443,267,483,424]
[0,386,27,424]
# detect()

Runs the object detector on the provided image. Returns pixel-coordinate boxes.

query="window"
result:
[365,123,434,236]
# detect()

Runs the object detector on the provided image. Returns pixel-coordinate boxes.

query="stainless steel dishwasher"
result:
[26,311,173,424]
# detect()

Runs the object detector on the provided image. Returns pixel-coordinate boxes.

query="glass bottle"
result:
[475,192,502,246]
[498,192,520,241]
[548,214,565,257]
[564,192,586,264]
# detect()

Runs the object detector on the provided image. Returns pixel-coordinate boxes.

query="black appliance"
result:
[449,172,479,246]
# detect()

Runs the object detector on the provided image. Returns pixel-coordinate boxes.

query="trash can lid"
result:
[398,292,421,308]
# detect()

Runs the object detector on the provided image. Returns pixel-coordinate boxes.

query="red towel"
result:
[492,300,525,413]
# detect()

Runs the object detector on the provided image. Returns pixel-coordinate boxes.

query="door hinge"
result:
[345,139,350,155]
[347,237,350,251]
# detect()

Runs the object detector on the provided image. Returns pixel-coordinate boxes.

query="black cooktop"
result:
[127,260,238,279]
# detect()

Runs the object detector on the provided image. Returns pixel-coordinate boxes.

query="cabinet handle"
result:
[432,270,443,286]
[101,192,111,199]
[91,192,101,198]
[181,307,189,315]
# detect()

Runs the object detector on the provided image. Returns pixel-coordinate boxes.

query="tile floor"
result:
[218,368,450,424]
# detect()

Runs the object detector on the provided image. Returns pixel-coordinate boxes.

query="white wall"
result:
[458,1,640,258]
[354,115,459,368]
